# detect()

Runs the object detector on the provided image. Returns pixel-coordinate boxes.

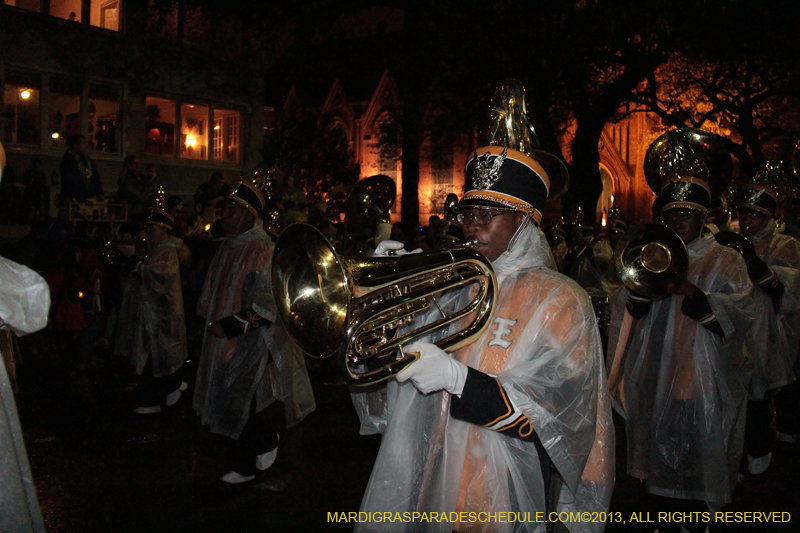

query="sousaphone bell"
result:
[614,223,688,300]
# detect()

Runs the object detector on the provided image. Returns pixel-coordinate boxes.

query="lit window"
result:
[49,0,82,22]
[90,0,120,31]
[89,85,119,152]
[48,78,81,149]
[181,103,208,160]
[213,108,239,163]
[3,72,41,146]
[145,97,176,157]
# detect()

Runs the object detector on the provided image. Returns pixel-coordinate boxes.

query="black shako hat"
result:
[461,146,550,225]
[147,208,174,230]
[736,185,778,217]
[659,179,712,213]
[736,160,792,217]
[227,167,273,217]
[147,187,174,230]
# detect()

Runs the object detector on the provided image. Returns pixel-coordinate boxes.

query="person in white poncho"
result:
[607,129,755,532]
[193,171,315,485]
[115,198,187,413]
[354,139,615,533]
[733,165,800,474]
[0,140,49,532]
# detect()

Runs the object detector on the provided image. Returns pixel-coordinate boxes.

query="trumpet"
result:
[272,224,497,385]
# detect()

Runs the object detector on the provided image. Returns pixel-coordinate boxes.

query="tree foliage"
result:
[632,0,800,178]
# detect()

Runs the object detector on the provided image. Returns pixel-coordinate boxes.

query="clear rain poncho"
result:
[745,222,800,398]
[192,220,315,439]
[0,256,49,533]
[606,234,755,505]
[353,223,614,533]
[116,237,187,377]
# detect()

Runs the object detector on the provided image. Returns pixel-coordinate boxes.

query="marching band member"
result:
[735,162,800,471]
[607,129,754,531]
[354,80,614,533]
[193,169,315,484]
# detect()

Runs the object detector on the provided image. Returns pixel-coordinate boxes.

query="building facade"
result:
[1,1,282,210]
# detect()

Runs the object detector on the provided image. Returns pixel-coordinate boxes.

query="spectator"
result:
[60,134,103,203]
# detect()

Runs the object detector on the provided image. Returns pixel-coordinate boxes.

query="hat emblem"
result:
[671,180,693,202]
[744,188,765,205]
[471,147,507,190]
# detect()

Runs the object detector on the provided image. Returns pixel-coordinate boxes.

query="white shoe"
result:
[777,431,799,443]
[747,452,772,475]
[256,447,278,472]
[166,389,181,407]
[220,471,255,484]
[256,433,279,471]
[134,405,161,414]
[179,381,188,391]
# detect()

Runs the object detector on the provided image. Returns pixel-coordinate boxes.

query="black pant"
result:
[228,398,279,476]
[744,390,776,460]
[135,356,182,408]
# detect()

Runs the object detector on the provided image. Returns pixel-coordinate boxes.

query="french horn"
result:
[272,224,497,385]
[614,222,688,300]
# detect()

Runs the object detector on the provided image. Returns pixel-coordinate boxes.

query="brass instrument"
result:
[435,193,465,247]
[272,224,497,385]
[614,223,688,300]
[345,174,396,227]
[714,231,756,264]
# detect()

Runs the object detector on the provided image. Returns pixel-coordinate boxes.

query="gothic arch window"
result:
[327,121,349,153]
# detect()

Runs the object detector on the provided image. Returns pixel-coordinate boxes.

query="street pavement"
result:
[13,352,800,533]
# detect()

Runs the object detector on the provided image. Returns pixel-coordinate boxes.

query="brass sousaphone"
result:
[272,224,497,385]
[615,223,688,299]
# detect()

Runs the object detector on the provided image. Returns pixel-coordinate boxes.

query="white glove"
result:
[396,342,468,395]
[371,240,422,257]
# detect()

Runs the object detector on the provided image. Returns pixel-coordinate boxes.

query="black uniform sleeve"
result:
[680,288,725,341]
[450,367,541,443]
[217,309,271,339]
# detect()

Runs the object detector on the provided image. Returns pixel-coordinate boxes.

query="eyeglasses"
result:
[456,209,514,226]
